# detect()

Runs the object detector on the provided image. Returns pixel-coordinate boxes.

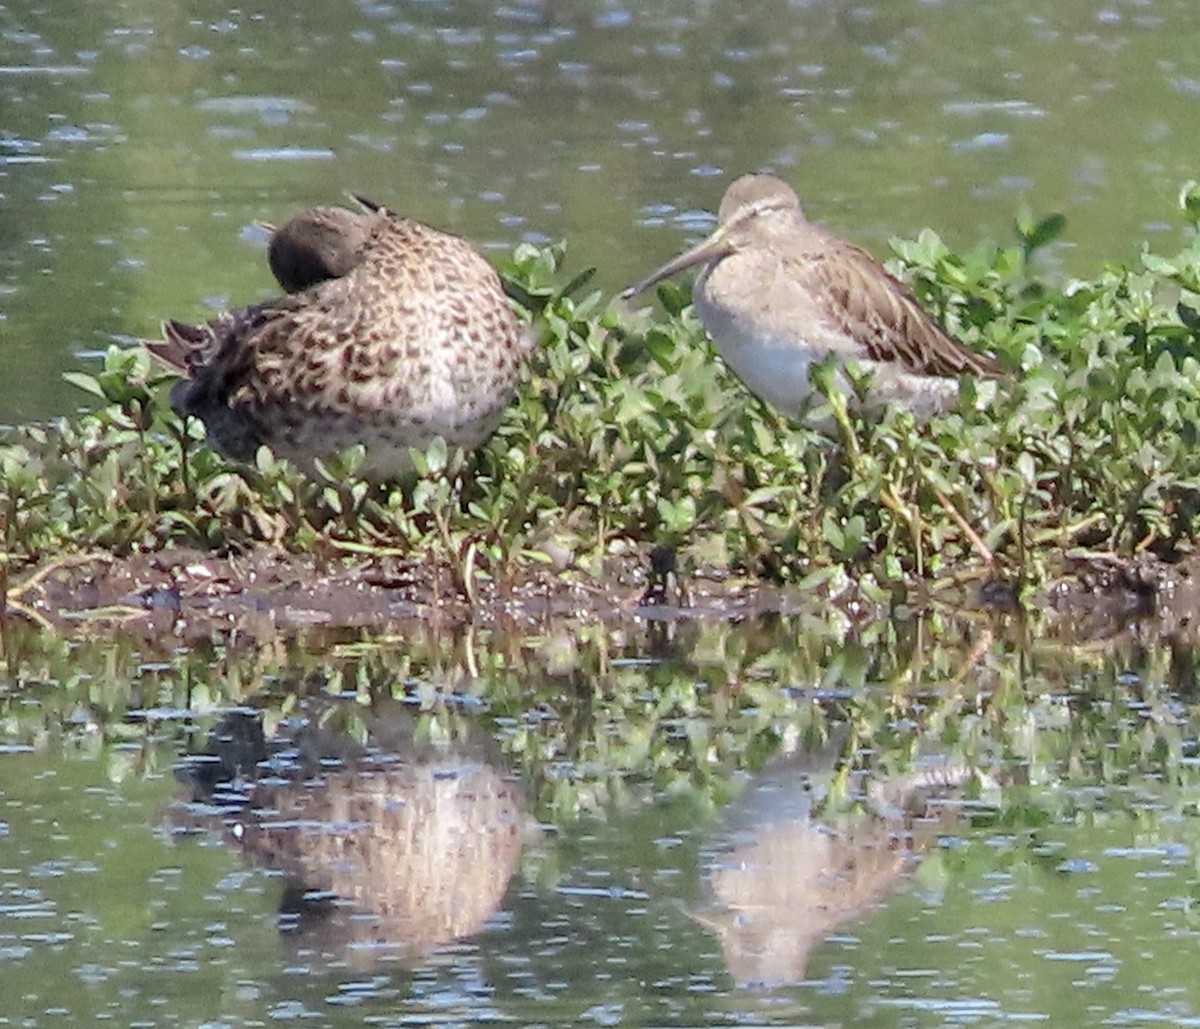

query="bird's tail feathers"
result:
[144,319,210,373]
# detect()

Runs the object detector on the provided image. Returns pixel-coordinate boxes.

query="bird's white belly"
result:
[719,335,819,416]
[694,281,963,422]
[715,333,959,421]
[694,282,827,416]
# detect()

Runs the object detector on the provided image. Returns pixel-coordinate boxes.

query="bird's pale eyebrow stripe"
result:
[729,194,793,226]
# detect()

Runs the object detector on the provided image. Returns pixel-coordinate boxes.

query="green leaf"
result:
[1022,213,1066,254]
[61,372,106,399]
[1179,179,1200,224]
[654,280,693,319]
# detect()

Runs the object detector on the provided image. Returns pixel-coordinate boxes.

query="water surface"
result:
[3,612,1200,1026]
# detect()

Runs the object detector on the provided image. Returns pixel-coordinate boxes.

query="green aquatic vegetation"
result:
[4,197,1200,598]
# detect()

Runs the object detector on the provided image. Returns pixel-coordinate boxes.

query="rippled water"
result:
[3,613,1200,1026]
[3,0,1200,420]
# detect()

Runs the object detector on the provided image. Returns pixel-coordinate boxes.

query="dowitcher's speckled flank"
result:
[147,196,526,480]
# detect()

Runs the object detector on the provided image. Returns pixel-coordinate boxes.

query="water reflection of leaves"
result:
[6,606,1200,832]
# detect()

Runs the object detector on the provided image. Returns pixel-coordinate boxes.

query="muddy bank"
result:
[0,543,820,642]
[4,544,1200,651]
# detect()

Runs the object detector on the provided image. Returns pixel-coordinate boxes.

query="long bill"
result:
[618,227,736,299]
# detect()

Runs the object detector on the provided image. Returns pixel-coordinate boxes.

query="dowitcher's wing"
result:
[786,238,1005,379]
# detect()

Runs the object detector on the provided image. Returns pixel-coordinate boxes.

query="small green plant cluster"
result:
[5,188,1200,600]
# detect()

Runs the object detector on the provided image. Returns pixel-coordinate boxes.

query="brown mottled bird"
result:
[146,196,526,480]
[621,174,1004,421]
[264,202,383,293]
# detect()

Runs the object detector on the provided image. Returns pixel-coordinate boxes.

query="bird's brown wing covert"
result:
[786,241,1005,378]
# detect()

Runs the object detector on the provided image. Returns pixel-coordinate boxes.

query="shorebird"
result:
[146,196,526,480]
[621,174,1005,421]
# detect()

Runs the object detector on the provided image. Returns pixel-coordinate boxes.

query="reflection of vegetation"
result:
[3,612,1199,830]
[6,195,1200,600]
[5,609,1200,1015]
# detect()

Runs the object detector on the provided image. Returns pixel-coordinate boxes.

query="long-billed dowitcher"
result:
[146,196,525,480]
[621,174,1004,421]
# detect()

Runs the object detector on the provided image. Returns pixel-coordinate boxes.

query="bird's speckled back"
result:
[147,200,526,480]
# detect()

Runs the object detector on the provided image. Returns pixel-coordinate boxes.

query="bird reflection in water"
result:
[689,737,993,987]
[169,704,527,964]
